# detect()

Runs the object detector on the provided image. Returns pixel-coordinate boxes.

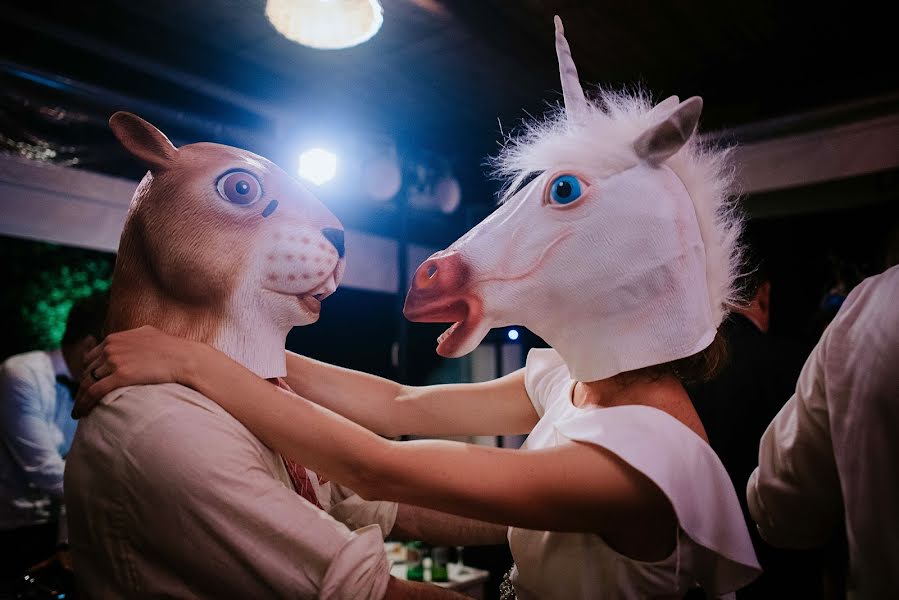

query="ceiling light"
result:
[266,0,384,50]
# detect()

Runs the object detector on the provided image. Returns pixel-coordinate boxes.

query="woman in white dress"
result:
[77,17,760,599]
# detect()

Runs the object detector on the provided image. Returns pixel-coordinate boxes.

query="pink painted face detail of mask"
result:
[262,227,343,316]
[403,250,485,357]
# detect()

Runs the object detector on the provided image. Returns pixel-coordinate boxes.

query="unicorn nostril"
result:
[321,228,345,258]
[412,252,465,293]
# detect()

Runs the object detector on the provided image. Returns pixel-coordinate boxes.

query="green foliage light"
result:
[1,236,114,358]
[23,261,112,348]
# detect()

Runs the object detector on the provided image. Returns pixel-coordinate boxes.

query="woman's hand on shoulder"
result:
[73,325,202,418]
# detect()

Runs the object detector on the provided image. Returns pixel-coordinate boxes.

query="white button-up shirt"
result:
[65,383,397,599]
[0,349,77,530]
[748,265,899,598]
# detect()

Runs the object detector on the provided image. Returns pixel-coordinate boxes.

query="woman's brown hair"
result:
[615,330,729,387]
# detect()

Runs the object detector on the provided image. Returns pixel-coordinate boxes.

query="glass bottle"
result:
[405,541,424,581]
[431,546,449,582]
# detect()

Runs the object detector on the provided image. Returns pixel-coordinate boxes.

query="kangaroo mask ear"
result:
[633,96,703,165]
[109,112,178,172]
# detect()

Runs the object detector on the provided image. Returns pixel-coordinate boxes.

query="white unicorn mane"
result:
[492,89,744,328]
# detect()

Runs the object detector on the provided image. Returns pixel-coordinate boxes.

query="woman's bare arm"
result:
[183,345,674,547]
[73,328,538,437]
[284,352,539,437]
[77,328,673,555]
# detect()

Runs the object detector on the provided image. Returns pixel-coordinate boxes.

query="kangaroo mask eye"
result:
[217,170,262,205]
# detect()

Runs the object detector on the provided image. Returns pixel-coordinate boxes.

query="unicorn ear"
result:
[634,96,703,165]
[109,112,178,172]
[649,95,680,119]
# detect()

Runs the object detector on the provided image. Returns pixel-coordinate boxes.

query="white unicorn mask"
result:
[405,17,741,382]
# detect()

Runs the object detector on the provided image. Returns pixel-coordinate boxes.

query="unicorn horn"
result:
[554,16,587,118]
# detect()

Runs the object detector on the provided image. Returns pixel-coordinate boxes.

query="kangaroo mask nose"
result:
[321,228,345,258]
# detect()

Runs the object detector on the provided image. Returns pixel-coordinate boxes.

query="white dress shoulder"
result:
[508,349,760,599]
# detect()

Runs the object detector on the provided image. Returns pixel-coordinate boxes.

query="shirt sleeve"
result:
[523,348,569,418]
[0,361,66,496]
[121,405,391,600]
[746,273,892,548]
[748,266,899,585]
[322,481,398,538]
[746,330,841,548]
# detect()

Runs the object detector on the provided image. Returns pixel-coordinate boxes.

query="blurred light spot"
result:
[299,148,337,185]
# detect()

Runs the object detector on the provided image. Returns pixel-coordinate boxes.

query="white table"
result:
[389,561,490,599]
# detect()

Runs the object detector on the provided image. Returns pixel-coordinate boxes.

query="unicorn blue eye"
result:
[548,174,583,205]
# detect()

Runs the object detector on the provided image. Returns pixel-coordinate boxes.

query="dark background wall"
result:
[4,191,897,369]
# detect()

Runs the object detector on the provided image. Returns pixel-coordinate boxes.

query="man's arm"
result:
[391,504,508,547]
[385,577,472,599]
[750,267,899,592]
[323,484,505,547]
[0,363,66,495]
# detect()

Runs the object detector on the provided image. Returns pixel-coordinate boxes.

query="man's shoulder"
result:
[83,384,258,453]
[837,265,899,334]
[1,350,50,382]
[109,382,224,413]
[78,383,282,483]
[95,383,246,434]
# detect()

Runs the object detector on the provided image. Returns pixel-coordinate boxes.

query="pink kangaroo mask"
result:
[106,112,345,378]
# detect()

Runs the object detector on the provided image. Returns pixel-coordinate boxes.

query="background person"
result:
[0,293,107,587]
[748,265,899,598]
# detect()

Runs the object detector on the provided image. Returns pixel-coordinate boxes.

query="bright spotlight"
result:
[299,148,337,185]
[507,329,520,341]
[266,0,383,50]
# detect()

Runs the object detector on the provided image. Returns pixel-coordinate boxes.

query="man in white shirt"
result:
[65,113,476,599]
[0,293,107,584]
[748,265,899,598]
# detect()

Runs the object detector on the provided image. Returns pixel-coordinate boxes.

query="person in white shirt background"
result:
[748,263,899,599]
[0,292,107,587]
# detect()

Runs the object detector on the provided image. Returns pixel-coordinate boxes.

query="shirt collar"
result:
[49,348,72,379]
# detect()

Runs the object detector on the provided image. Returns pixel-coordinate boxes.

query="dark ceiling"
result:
[2,0,897,216]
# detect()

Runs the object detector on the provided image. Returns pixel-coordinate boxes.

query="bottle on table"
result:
[405,541,424,581]
[431,546,449,582]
